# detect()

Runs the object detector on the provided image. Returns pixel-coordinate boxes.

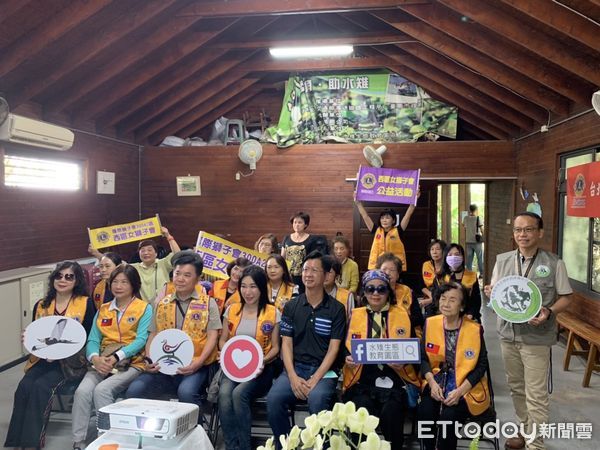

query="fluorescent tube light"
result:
[269,45,353,58]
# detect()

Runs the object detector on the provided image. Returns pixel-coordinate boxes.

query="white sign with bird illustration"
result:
[149,329,194,375]
[24,316,86,359]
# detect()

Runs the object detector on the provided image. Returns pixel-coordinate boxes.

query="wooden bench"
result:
[557,311,600,387]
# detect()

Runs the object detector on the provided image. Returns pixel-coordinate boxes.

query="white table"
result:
[85,425,213,450]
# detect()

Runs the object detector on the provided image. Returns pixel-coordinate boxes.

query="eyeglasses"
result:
[512,227,538,234]
[55,273,75,281]
[364,285,389,295]
[302,266,323,274]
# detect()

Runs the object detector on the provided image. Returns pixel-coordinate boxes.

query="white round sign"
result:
[149,329,194,375]
[220,335,264,383]
[490,275,543,323]
[24,316,86,360]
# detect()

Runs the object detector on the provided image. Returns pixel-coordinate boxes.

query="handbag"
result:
[90,343,132,372]
[60,348,88,380]
[475,217,483,243]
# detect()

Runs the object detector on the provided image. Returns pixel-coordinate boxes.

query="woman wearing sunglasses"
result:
[342,270,421,450]
[418,282,490,450]
[5,261,95,450]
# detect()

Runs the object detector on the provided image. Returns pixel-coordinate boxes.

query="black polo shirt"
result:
[280,291,346,367]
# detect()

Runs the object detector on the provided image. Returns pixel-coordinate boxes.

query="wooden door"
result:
[352,181,438,289]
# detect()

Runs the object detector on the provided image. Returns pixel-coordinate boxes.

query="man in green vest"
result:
[485,212,572,450]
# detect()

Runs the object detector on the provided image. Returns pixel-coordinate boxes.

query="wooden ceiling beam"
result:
[455,110,510,141]
[179,0,429,18]
[229,55,391,73]
[559,0,600,20]
[394,42,548,123]
[387,63,520,136]
[178,84,277,141]
[46,5,213,114]
[0,1,35,29]
[9,0,188,108]
[135,71,255,140]
[77,18,240,121]
[145,78,261,143]
[499,0,599,52]
[398,3,591,105]
[376,46,532,130]
[209,30,409,49]
[372,10,570,115]
[0,0,112,79]
[439,0,600,85]
[460,121,496,140]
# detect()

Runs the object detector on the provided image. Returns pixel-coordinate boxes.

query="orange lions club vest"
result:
[444,270,478,292]
[93,279,107,310]
[155,286,217,365]
[227,303,277,355]
[96,297,148,370]
[212,279,240,313]
[343,305,420,391]
[423,315,490,416]
[368,227,406,270]
[25,295,89,372]
[422,260,436,288]
[269,281,295,313]
[334,287,353,314]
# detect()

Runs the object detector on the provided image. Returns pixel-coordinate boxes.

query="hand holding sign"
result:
[220,335,264,383]
[24,316,86,360]
[149,329,194,375]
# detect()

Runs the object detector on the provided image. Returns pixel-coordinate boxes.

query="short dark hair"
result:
[237,266,270,316]
[321,254,341,276]
[435,282,468,314]
[514,212,543,229]
[102,252,123,266]
[43,261,88,308]
[138,239,158,252]
[290,211,310,227]
[379,208,397,223]
[109,264,142,298]
[375,252,403,274]
[427,239,447,259]
[226,257,252,276]
[172,250,204,276]
[332,235,350,250]
[442,243,465,274]
[469,204,478,213]
[303,250,333,272]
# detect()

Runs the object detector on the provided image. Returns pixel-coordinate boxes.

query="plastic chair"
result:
[223,119,246,145]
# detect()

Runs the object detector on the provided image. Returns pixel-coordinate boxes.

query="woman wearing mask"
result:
[441,244,481,322]
[218,266,281,450]
[265,254,297,313]
[210,257,251,313]
[93,252,123,309]
[5,262,95,450]
[71,265,152,450]
[420,240,446,314]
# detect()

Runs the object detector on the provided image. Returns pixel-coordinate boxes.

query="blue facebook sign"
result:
[351,338,420,365]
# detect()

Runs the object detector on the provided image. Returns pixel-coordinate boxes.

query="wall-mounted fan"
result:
[363,145,387,167]
[238,139,263,170]
[593,90,600,116]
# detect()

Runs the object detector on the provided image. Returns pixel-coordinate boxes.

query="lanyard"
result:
[174,299,189,329]
[517,249,538,278]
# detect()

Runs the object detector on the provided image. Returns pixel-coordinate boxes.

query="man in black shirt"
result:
[267,251,347,442]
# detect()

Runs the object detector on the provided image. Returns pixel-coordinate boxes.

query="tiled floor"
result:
[1,306,598,449]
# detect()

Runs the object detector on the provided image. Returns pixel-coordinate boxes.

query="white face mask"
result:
[446,255,463,271]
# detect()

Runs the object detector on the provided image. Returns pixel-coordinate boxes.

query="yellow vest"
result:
[268,281,295,313]
[343,305,420,391]
[212,279,240,313]
[93,280,107,310]
[423,315,490,416]
[368,226,406,270]
[96,298,148,370]
[334,287,353,313]
[422,261,436,288]
[25,295,89,372]
[444,270,478,292]
[155,287,217,364]
[394,284,412,313]
[226,303,277,355]
[162,281,207,298]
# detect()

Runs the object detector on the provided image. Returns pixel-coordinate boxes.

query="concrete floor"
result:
[1,306,598,449]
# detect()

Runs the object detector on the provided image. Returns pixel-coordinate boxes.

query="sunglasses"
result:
[55,273,75,281]
[364,285,389,295]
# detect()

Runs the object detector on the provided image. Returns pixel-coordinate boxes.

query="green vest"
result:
[494,249,560,345]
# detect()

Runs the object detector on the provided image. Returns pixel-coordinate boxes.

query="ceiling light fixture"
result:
[269,45,353,59]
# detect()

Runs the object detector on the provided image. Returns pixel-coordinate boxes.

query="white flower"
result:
[331,401,356,430]
[317,410,334,431]
[358,432,382,450]
[304,414,321,435]
[258,437,275,450]
[328,434,351,450]
[280,426,302,450]
[313,434,324,450]
[347,407,379,435]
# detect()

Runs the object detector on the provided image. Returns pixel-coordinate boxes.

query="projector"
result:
[97,398,198,440]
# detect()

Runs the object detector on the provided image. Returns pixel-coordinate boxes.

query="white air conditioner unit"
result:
[0,114,74,151]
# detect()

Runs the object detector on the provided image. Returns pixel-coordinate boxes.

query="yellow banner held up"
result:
[195,231,267,280]
[89,215,162,249]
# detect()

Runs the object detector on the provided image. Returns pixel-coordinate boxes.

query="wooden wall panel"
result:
[486,180,516,281]
[0,132,141,271]
[141,141,514,254]
[515,111,600,326]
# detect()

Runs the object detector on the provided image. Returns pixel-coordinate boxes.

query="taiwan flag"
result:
[426,342,440,354]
